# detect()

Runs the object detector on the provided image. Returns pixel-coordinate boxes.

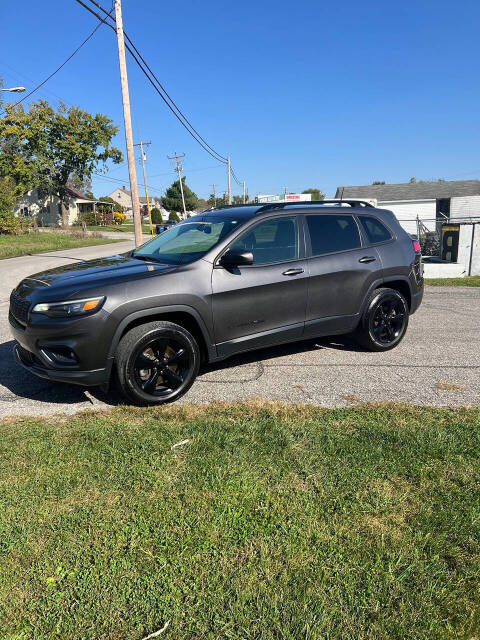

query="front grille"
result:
[9,291,30,325]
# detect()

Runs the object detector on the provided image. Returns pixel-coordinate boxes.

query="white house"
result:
[107,186,164,218]
[15,186,98,226]
[335,180,480,234]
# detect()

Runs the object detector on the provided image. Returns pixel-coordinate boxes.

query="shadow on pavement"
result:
[0,334,365,406]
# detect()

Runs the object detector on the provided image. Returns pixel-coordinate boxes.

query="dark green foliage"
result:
[162,177,198,212]
[168,210,180,222]
[302,187,325,200]
[150,207,163,224]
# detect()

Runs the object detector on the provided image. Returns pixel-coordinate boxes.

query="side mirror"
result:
[220,249,254,267]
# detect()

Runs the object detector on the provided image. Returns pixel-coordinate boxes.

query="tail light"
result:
[412,240,421,254]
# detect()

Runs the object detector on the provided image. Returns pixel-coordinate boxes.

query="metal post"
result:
[114,0,142,247]
[227,156,231,205]
[134,141,153,235]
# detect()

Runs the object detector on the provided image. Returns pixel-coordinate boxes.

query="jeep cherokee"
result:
[9,200,424,405]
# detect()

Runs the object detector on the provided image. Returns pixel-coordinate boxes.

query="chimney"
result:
[122,185,126,191]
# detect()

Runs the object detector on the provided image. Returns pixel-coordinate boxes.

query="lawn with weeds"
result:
[0,402,479,639]
[425,275,480,287]
[0,233,124,259]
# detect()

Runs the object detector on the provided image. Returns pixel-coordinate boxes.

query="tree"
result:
[372,181,385,185]
[0,100,123,225]
[207,193,227,208]
[302,188,325,201]
[196,198,208,211]
[162,177,198,212]
[96,196,124,214]
[150,207,163,224]
[169,210,180,222]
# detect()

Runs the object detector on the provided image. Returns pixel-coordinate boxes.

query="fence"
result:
[396,215,480,258]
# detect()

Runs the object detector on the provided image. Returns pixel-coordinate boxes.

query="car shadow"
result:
[0,334,365,407]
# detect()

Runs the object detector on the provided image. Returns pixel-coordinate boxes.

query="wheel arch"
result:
[107,305,216,365]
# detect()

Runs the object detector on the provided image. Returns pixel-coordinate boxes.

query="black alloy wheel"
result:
[115,321,200,405]
[355,287,409,352]
[134,337,190,397]
[369,293,406,345]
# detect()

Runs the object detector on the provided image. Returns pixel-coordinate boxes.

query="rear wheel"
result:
[355,287,409,351]
[115,321,200,405]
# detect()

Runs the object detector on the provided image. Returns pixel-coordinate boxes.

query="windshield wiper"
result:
[133,254,163,263]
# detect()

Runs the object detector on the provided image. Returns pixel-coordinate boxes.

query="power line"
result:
[73,0,229,164]
[1,4,114,113]
[84,0,228,163]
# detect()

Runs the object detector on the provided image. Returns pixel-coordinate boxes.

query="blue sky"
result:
[1,0,479,200]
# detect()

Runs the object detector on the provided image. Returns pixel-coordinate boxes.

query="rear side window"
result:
[358,216,392,244]
[306,214,361,256]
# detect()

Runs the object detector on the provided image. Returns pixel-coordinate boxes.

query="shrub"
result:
[150,208,163,224]
[114,211,125,225]
[0,214,32,235]
[78,211,97,226]
[169,210,180,222]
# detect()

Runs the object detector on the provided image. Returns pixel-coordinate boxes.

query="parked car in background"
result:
[155,220,177,234]
[9,200,423,405]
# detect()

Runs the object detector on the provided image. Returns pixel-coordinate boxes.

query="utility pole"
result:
[134,141,153,236]
[114,0,142,247]
[283,185,288,200]
[242,181,246,204]
[210,184,216,207]
[167,151,186,218]
[227,156,231,205]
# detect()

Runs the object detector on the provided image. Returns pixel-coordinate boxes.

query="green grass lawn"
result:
[425,275,480,286]
[0,402,479,640]
[0,233,125,260]
[86,223,155,233]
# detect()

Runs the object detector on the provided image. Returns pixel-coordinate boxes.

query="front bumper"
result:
[13,342,109,386]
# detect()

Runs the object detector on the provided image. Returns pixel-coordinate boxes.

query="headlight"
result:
[32,296,105,318]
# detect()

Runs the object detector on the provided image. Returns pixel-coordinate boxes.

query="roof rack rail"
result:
[255,199,374,213]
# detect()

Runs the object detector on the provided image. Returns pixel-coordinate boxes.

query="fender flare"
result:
[106,304,217,364]
[359,276,412,318]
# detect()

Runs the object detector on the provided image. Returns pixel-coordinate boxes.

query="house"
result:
[15,186,104,226]
[334,180,480,234]
[107,186,164,218]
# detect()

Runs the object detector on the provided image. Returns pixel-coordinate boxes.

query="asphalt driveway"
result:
[1,242,479,416]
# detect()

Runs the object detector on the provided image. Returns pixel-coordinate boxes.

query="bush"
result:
[78,211,97,226]
[113,211,125,225]
[169,210,180,222]
[150,207,163,224]
[0,214,32,235]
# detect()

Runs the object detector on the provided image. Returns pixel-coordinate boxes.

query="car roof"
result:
[189,200,380,223]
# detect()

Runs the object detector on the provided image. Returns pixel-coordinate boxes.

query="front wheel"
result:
[354,288,409,352]
[115,321,200,405]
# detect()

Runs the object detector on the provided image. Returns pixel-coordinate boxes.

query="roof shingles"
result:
[335,180,480,201]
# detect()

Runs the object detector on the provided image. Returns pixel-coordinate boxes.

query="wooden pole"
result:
[114,0,142,247]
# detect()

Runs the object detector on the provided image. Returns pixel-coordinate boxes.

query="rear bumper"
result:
[410,287,424,314]
[13,342,109,387]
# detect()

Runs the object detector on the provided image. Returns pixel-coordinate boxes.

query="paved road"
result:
[1,242,479,416]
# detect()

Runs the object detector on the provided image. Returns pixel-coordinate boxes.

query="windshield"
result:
[133,218,241,265]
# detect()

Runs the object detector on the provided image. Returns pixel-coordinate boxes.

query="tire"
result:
[354,287,409,352]
[115,321,200,406]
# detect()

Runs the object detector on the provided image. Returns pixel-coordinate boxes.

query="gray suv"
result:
[9,200,423,405]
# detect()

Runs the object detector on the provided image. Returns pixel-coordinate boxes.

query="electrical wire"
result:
[1,4,114,113]
[74,0,229,164]
[85,0,228,163]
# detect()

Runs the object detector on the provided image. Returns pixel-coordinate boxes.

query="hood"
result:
[14,253,176,299]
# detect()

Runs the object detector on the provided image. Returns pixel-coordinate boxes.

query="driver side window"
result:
[229,216,298,265]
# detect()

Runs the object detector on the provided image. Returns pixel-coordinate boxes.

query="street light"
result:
[0,86,26,93]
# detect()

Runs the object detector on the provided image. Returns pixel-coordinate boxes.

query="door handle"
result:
[358,256,376,263]
[282,268,304,276]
